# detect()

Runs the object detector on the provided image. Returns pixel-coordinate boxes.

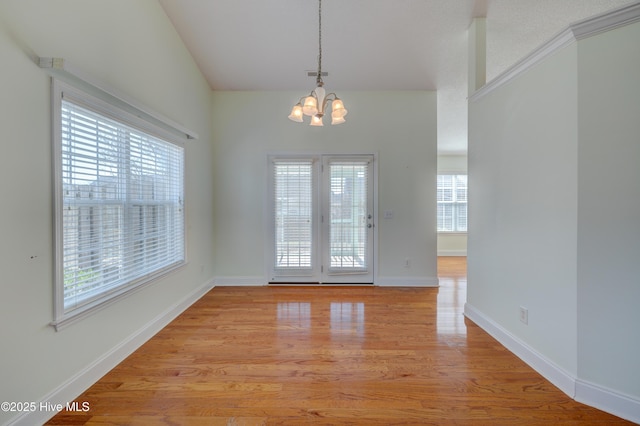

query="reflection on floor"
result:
[46,256,633,425]
[437,271,467,337]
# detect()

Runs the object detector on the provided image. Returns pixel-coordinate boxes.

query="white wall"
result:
[0,1,214,424]
[468,15,640,422]
[211,91,438,286]
[468,45,579,377]
[576,21,640,404]
[437,154,468,256]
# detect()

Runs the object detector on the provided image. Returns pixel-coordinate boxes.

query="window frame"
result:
[437,173,468,234]
[51,79,187,330]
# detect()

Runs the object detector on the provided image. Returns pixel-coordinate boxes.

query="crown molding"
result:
[571,1,640,40]
[470,2,640,103]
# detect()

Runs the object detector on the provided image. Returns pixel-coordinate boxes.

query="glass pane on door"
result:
[326,158,372,275]
[274,161,314,273]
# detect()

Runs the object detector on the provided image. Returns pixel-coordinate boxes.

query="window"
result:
[437,174,467,232]
[53,81,185,328]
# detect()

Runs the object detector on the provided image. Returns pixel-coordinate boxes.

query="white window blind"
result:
[273,161,314,270]
[437,174,467,232]
[328,160,369,271]
[54,84,185,327]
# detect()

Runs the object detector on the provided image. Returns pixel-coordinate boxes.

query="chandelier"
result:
[288,0,347,126]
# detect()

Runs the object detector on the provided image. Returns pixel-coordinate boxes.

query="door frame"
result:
[266,152,378,284]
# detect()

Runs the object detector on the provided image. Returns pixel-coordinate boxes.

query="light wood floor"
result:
[48,257,632,425]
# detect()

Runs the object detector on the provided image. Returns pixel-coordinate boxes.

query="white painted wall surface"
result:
[0,1,214,424]
[211,91,438,286]
[468,45,580,376]
[576,21,640,401]
[438,154,467,173]
[468,15,640,421]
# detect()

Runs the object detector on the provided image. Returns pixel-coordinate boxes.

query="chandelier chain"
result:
[317,0,323,86]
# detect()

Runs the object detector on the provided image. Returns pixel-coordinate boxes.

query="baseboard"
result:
[212,276,441,287]
[375,276,439,287]
[575,379,640,424]
[464,303,640,424]
[213,276,265,286]
[463,303,576,397]
[8,279,214,426]
[437,250,467,256]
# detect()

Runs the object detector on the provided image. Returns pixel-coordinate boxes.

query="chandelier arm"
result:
[321,93,338,111]
[320,95,336,115]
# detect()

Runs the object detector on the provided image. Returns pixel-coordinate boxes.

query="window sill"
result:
[52,261,186,331]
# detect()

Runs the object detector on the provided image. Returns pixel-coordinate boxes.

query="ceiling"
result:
[159,0,633,154]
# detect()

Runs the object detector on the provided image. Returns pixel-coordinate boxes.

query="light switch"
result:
[383,210,394,219]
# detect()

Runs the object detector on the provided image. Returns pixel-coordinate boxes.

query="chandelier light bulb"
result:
[331,98,347,118]
[302,96,318,116]
[310,115,324,126]
[288,103,303,122]
[331,112,346,125]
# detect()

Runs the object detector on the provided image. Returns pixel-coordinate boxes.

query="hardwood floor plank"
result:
[46,258,633,425]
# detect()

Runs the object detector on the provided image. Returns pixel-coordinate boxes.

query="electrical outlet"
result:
[519,306,528,325]
[404,258,411,268]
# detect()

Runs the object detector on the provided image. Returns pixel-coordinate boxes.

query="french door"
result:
[269,154,375,284]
